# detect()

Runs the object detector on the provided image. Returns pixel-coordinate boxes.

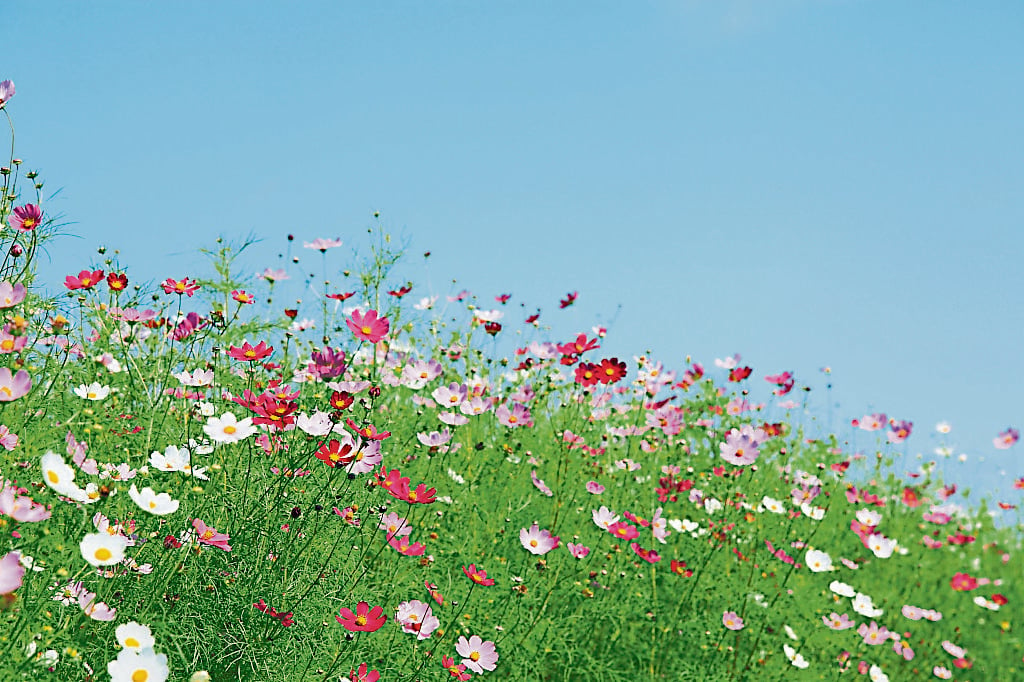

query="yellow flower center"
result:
[81,277,92,286]
[361,325,372,335]
[223,425,236,434]
[244,350,256,358]
[508,416,518,423]
[87,392,97,399]
[202,530,215,540]
[529,540,538,547]
[355,615,367,626]
[47,470,59,484]
[0,387,11,397]
[95,548,112,561]
[23,218,37,228]
[149,501,157,509]
[0,340,13,351]
[470,652,481,662]
[125,637,140,648]
[132,669,149,682]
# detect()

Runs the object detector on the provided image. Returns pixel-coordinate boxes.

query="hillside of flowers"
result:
[0,80,1022,682]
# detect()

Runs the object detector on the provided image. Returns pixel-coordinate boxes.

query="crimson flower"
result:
[669,559,693,577]
[227,341,274,362]
[346,308,389,343]
[525,312,540,325]
[462,564,495,586]
[161,277,200,297]
[495,293,511,304]
[389,534,426,556]
[387,284,413,297]
[557,333,600,356]
[326,291,356,301]
[559,290,577,308]
[106,272,128,292]
[253,599,294,627]
[442,655,472,681]
[336,601,387,632]
[404,483,437,505]
[231,290,255,305]
[630,542,661,563]
[345,663,380,682]
[483,321,501,336]
[597,357,627,384]
[728,366,753,382]
[607,521,640,541]
[8,203,41,232]
[377,467,411,499]
[65,269,104,291]
[329,391,354,411]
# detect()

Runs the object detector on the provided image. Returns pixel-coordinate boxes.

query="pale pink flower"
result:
[519,523,559,555]
[722,611,744,630]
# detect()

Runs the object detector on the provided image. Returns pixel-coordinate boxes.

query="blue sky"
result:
[4,2,1023,508]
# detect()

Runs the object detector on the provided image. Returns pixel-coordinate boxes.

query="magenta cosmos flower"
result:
[0,282,26,308]
[8,204,41,232]
[336,601,387,632]
[993,427,1019,450]
[520,522,559,555]
[0,551,24,594]
[347,309,389,343]
[0,80,14,107]
[192,518,231,551]
[0,368,31,402]
[456,635,499,674]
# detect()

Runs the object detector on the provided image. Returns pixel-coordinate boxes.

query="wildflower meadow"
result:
[0,80,1022,682]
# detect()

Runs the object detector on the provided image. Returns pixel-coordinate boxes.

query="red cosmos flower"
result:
[106,272,128,292]
[253,599,294,627]
[424,581,445,606]
[8,203,42,232]
[336,601,387,632]
[284,308,298,319]
[345,419,390,440]
[575,362,599,387]
[670,559,693,577]
[902,487,923,508]
[250,396,299,430]
[329,390,354,411]
[387,284,413,297]
[495,293,511,304]
[558,333,600,356]
[950,572,978,592]
[525,312,540,325]
[630,543,661,563]
[462,564,495,586]
[728,366,752,382]
[326,291,356,301]
[315,439,356,468]
[161,277,200,297]
[991,593,1008,605]
[347,308,389,343]
[597,357,627,384]
[231,290,255,305]
[403,483,437,505]
[228,341,274,362]
[559,290,577,308]
[65,269,104,291]
[483,321,501,336]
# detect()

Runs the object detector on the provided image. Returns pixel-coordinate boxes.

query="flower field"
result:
[0,80,1022,681]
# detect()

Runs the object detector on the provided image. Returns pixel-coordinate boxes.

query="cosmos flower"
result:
[455,635,499,674]
[336,601,387,632]
[519,523,559,555]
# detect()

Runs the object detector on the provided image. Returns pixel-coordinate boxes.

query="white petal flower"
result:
[128,485,179,516]
[73,382,110,401]
[80,533,128,567]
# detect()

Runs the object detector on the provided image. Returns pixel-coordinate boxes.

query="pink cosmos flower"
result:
[586,481,605,494]
[531,470,553,497]
[822,612,855,630]
[630,542,661,563]
[303,237,343,251]
[722,611,744,630]
[719,429,759,466]
[64,269,104,291]
[161,277,201,297]
[343,663,380,682]
[462,564,495,586]
[8,203,41,232]
[0,480,51,522]
[455,635,499,674]
[607,521,640,542]
[389,535,426,556]
[336,601,387,632]
[993,428,1019,449]
[520,523,559,555]
[857,621,890,645]
[567,542,590,559]
[258,268,289,282]
[396,599,440,640]
[0,368,31,401]
[347,309,389,343]
[496,403,532,427]
[0,425,18,451]
[887,419,913,443]
[0,282,26,308]
[192,518,231,551]
[0,551,24,594]
[0,80,14,107]
[852,413,887,431]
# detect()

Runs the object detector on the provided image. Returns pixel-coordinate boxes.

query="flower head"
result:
[8,203,41,232]
[455,635,499,674]
[519,523,559,555]
[347,309,390,343]
[336,601,387,632]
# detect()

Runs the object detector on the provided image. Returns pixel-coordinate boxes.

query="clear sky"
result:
[4,1,1023,508]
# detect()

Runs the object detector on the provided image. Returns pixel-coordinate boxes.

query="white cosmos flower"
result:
[108,647,169,682]
[173,369,214,386]
[73,382,110,401]
[829,580,856,598]
[203,413,256,444]
[852,592,884,618]
[115,621,156,650]
[805,549,834,573]
[856,508,882,526]
[128,485,179,516]
[295,410,334,437]
[783,644,809,669]
[761,496,786,514]
[40,451,80,497]
[868,664,889,682]
[80,532,128,567]
[867,533,896,559]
